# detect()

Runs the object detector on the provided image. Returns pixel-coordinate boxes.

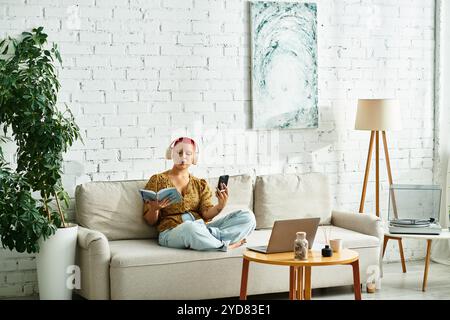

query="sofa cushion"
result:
[109,239,246,268]
[254,173,332,229]
[109,227,378,268]
[109,232,268,269]
[75,180,155,240]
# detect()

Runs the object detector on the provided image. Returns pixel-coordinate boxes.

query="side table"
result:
[383,230,450,291]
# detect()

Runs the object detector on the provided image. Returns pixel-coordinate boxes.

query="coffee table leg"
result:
[351,260,362,300]
[289,266,295,300]
[304,267,312,300]
[297,267,304,300]
[422,239,432,292]
[240,258,249,300]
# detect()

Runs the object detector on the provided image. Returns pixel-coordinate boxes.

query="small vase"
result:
[294,232,308,260]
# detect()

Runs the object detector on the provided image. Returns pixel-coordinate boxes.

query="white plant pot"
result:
[36,223,78,300]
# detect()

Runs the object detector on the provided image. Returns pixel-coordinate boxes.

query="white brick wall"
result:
[0,0,437,298]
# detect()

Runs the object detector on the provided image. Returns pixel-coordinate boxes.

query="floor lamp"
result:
[355,99,402,218]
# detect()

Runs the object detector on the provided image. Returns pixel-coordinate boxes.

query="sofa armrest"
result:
[331,210,383,240]
[78,226,110,254]
[76,226,111,300]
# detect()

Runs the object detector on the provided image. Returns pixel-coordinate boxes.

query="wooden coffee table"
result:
[240,249,361,300]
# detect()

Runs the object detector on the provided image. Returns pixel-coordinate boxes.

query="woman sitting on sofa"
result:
[143,136,256,251]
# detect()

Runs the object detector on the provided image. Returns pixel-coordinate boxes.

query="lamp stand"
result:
[359,131,406,271]
[359,131,398,218]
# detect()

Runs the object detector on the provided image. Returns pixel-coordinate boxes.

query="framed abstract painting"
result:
[250,1,318,129]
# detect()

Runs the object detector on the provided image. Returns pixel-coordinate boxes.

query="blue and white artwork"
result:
[251,2,318,129]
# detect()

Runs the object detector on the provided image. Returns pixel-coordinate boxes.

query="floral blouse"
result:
[144,170,214,233]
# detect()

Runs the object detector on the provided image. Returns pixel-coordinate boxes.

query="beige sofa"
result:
[74,173,383,300]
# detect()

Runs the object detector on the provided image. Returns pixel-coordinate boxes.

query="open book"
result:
[139,187,182,205]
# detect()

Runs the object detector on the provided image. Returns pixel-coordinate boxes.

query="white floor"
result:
[247,260,450,300]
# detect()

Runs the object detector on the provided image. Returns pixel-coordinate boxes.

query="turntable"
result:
[389,218,442,235]
[387,185,442,235]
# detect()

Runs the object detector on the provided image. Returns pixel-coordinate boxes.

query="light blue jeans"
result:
[158,209,256,252]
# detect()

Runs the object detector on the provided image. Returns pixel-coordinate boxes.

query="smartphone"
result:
[217,175,229,191]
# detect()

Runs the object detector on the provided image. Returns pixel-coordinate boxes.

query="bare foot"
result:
[228,238,247,250]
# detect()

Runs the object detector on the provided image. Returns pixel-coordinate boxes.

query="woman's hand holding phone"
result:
[215,183,228,209]
[217,175,229,190]
[216,176,229,209]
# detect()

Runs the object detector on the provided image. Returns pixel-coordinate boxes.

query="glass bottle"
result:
[294,232,308,260]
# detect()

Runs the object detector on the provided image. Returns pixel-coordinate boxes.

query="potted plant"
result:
[0,27,82,299]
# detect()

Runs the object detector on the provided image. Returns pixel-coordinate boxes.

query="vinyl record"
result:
[390,219,431,228]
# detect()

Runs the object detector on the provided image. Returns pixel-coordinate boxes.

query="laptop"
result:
[247,218,320,254]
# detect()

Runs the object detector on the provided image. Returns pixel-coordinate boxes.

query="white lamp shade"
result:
[355,99,402,131]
